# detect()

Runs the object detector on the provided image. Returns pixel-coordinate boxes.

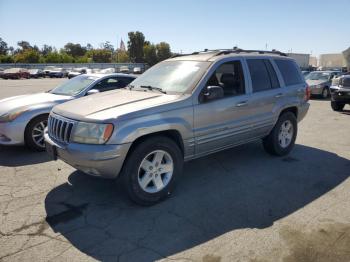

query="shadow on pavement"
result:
[0,145,50,167]
[45,142,350,261]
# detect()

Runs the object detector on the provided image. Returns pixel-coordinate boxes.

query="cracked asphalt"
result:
[0,79,349,262]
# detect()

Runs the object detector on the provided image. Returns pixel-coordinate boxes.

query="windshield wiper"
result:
[139,85,167,94]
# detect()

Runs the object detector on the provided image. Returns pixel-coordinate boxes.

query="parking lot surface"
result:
[0,79,349,262]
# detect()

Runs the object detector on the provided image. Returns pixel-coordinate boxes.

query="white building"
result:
[287,53,310,69]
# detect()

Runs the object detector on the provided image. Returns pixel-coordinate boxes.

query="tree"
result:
[14,49,40,63]
[63,43,87,57]
[127,31,145,63]
[0,55,14,63]
[44,51,61,63]
[143,43,157,65]
[156,42,171,62]
[89,49,112,63]
[41,44,53,56]
[86,43,93,51]
[102,41,114,52]
[114,50,129,63]
[0,37,8,55]
[17,41,32,50]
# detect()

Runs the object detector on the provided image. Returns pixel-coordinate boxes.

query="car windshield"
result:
[129,61,210,93]
[50,75,98,96]
[306,72,330,81]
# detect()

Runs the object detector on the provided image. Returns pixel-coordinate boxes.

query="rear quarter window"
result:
[275,59,303,86]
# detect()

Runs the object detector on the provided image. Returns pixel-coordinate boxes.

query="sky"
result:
[0,0,349,57]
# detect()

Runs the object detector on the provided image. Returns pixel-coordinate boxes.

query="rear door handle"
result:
[236,101,248,107]
[275,93,284,98]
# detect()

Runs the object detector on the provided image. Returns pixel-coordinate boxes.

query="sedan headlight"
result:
[71,122,114,144]
[0,108,27,123]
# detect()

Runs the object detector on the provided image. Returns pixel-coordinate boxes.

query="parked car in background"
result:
[99,68,115,74]
[305,71,342,98]
[0,73,136,151]
[1,68,30,79]
[44,49,310,205]
[43,66,58,76]
[29,69,45,78]
[133,67,142,74]
[48,68,68,78]
[330,75,350,111]
[0,68,4,78]
[119,66,129,73]
[301,70,310,78]
[68,68,88,79]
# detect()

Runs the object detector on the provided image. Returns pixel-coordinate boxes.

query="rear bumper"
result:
[44,133,131,179]
[0,121,26,145]
[310,87,324,95]
[297,102,310,122]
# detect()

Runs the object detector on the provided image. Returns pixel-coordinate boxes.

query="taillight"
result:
[305,84,311,101]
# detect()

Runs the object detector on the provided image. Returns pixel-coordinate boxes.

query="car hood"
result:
[306,79,328,86]
[0,93,72,115]
[53,89,183,121]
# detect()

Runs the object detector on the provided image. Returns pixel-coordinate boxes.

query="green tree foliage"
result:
[88,49,112,63]
[143,43,157,65]
[41,44,53,56]
[114,50,129,63]
[0,55,14,63]
[156,42,172,62]
[128,31,145,63]
[63,43,87,58]
[14,49,40,63]
[0,37,9,55]
[17,41,32,50]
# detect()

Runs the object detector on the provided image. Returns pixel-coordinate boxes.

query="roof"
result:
[167,49,291,62]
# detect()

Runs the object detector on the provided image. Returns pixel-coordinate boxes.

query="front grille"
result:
[48,114,75,144]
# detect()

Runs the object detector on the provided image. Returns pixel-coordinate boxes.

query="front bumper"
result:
[0,121,26,145]
[330,87,350,103]
[44,133,131,179]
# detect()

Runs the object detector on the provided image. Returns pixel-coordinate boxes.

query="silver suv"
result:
[45,49,310,205]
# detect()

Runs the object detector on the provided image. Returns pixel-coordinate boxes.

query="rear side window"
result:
[275,59,303,86]
[247,59,280,92]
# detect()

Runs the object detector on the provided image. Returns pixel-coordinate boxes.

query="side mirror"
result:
[202,86,224,101]
[87,89,100,96]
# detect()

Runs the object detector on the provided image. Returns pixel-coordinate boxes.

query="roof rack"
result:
[213,48,287,57]
[171,48,287,59]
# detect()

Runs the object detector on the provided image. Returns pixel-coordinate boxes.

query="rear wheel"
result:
[331,101,345,111]
[24,115,48,151]
[263,112,297,156]
[321,87,330,99]
[121,136,183,205]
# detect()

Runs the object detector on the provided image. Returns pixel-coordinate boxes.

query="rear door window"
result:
[274,59,303,86]
[247,59,280,92]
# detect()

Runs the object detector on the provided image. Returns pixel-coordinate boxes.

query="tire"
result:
[321,87,330,99]
[121,136,183,206]
[263,112,297,156]
[24,115,48,151]
[331,101,345,111]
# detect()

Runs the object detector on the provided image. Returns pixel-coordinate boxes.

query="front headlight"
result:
[0,109,27,123]
[316,84,324,88]
[71,122,114,144]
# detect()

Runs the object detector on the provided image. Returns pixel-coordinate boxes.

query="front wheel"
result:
[121,136,183,206]
[331,101,345,111]
[24,115,48,151]
[263,112,297,156]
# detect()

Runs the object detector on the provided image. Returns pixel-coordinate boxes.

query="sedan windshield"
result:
[50,75,98,96]
[129,61,210,93]
[305,72,330,81]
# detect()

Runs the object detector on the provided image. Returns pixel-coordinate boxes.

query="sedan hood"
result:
[306,79,328,86]
[53,89,182,121]
[0,93,72,115]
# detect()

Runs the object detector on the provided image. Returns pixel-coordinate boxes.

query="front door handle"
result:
[275,93,284,98]
[236,101,248,107]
